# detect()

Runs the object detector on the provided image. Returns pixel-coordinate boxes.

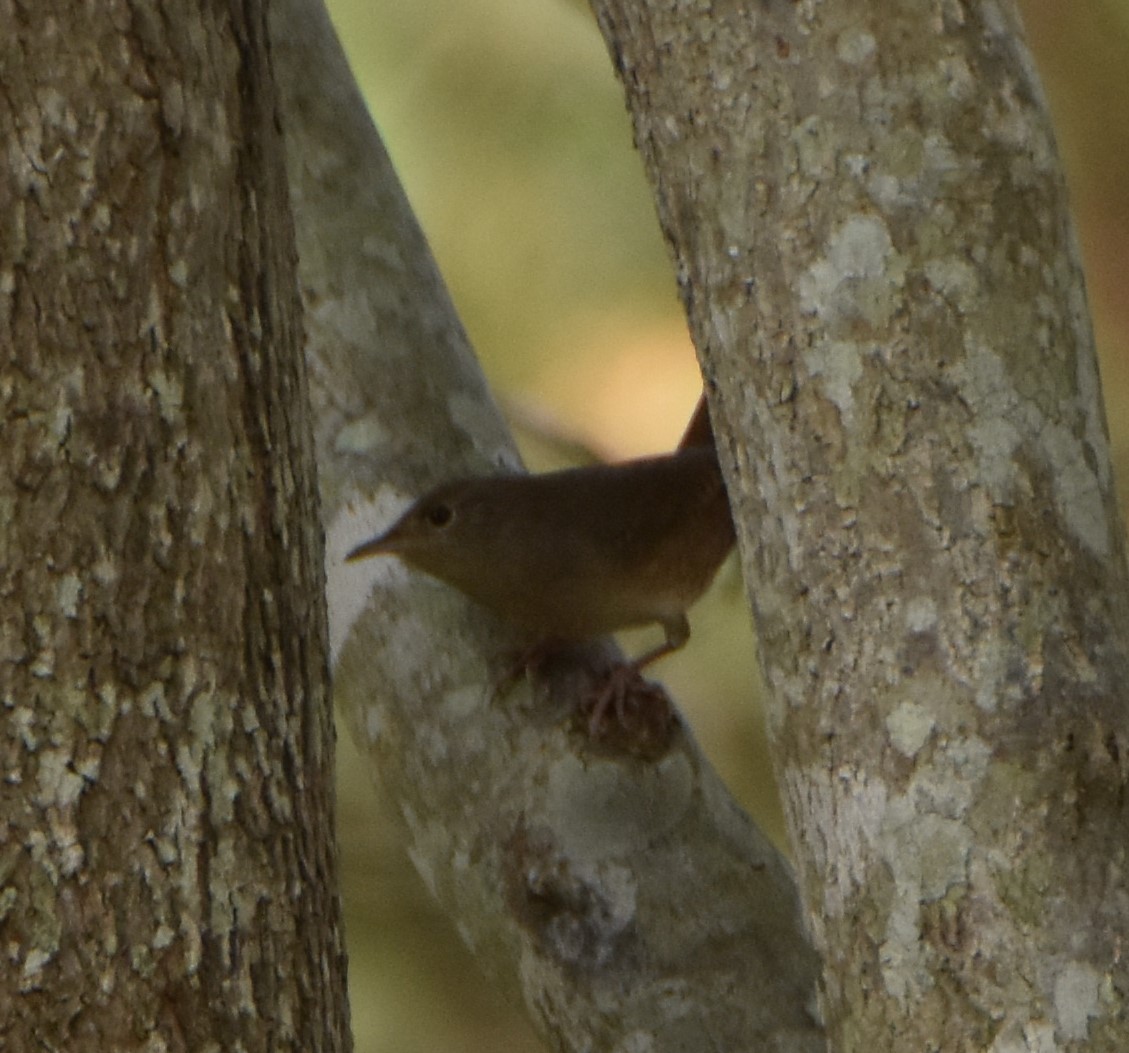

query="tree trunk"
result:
[588,0,1129,1049]
[0,4,350,1051]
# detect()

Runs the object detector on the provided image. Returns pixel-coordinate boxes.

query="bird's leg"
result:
[630,613,690,673]
[587,615,690,735]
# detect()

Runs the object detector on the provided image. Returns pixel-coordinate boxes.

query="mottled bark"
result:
[0,3,349,1051]
[272,0,822,1050]
[588,0,1129,1049]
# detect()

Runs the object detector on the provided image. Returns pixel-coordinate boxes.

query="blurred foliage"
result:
[322,1,1129,1050]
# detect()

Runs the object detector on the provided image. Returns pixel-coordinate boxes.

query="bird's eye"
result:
[425,503,454,528]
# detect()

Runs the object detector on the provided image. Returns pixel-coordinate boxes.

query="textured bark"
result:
[588,0,1129,1049]
[272,1,822,1050]
[0,3,349,1051]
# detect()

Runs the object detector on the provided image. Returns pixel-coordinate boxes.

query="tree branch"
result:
[271,0,823,1048]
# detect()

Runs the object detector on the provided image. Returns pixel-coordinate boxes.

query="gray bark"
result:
[272,0,823,1049]
[587,0,1129,1049]
[0,3,349,1050]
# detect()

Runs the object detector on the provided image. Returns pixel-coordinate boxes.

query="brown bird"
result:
[346,443,734,678]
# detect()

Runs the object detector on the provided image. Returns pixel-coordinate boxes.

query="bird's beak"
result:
[345,528,398,562]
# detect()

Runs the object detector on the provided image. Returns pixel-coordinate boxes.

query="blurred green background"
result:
[323,2,1129,1049]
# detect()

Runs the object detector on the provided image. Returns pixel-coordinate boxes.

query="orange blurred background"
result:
[323,2,1129,1049]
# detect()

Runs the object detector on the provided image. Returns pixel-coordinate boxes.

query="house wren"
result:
[345,441,734,670]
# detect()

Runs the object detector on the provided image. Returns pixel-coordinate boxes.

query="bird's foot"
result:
[583,664,678,754]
